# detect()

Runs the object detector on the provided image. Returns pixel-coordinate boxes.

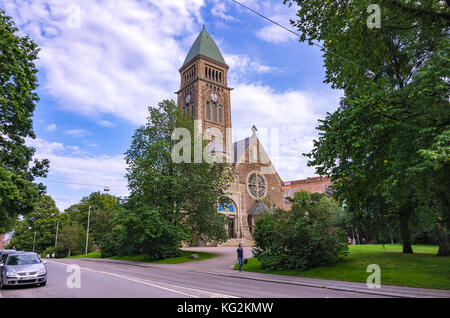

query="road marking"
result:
[47,260,237,298]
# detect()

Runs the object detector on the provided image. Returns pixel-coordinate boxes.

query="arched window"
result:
[212,103,217,122]
[205,101,210,120]
[218,105,223,123]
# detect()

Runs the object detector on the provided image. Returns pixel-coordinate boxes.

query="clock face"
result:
[185,94,191,103]
[210,92,218,102]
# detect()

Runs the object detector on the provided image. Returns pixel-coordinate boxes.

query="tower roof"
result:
[182,26,226,67]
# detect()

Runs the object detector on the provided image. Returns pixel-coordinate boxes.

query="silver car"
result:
[0,252,47,289]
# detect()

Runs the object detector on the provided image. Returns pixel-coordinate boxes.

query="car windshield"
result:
[6,255,41,265]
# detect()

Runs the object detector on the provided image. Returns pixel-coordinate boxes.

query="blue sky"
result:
[2,0,342,210]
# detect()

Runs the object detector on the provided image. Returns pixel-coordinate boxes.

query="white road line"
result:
[47,260,237,298]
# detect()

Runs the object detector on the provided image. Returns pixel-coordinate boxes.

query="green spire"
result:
[182,27,226,67]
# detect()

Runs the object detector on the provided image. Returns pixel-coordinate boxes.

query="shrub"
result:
[252,191,348,271]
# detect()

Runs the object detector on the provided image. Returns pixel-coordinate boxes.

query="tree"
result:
[0,10,49,232]
[103,100,233,259]
[64,192,120,246]
[285,0,449,254]
[7,195,64,253]
[57,223,92,257]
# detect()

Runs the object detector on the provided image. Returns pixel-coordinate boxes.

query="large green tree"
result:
[285,0,449,254]
[64,192,120,246]
[102,100,233,259]
[0,10,49,232]
[7,195,64,254]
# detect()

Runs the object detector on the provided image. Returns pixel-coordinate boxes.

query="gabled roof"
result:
[232,137,250,163]
[248,201,273,216]
[183,26,226,67]
[232,130,283,184]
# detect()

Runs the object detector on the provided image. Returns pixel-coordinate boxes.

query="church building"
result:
[176,27,328,244]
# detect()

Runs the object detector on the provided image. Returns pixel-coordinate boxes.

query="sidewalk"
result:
[70,249,450,298]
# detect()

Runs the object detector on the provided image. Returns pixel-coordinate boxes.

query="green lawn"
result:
[235,244,450,290]
[65,252,102,259]
[66,250,217,264]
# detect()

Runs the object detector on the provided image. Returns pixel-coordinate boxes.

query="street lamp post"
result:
[55,221,59,247]
[31,228,36,252]
[28,226,35,251]
[85,205,91,255]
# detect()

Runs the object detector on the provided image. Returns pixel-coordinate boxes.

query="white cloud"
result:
[224,53,276,84]
[45,123,57,132]
[65,129,88,137]
[2,0,206,125]
[250,2,300,44]
[98,120,114,127]
[256,24,296,44]
[211,0,235,21]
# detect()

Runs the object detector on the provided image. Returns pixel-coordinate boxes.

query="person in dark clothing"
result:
[237,243,244,271]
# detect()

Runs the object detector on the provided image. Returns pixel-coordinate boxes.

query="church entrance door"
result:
[227,216,236,238]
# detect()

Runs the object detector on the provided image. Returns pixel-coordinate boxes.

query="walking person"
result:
[237,243,244,272]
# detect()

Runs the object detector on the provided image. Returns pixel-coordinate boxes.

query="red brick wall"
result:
[282,176,332,196]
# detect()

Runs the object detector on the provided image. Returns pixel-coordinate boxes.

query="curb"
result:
[71,258,449,298]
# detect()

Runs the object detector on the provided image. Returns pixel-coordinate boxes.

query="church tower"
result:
[176,26,232,152]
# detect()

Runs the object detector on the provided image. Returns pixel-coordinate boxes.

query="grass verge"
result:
[65,252,102,259]
[66,250,217,264]
[234,244,450,290]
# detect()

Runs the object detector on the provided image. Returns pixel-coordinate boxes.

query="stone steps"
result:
[218,238,254,247]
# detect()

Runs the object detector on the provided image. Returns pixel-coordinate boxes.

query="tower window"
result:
[205,101,210,120]
[212,103,217,122]
[218,105,223,123]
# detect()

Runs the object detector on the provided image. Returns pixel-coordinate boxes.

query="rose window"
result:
[247,172,266,199]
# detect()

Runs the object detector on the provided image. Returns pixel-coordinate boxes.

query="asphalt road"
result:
[0,259,384,298]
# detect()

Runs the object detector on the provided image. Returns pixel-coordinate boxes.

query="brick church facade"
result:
[176,27,331,243]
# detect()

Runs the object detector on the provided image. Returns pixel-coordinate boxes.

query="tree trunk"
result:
[399,213,413,254]
[436,223,450,257]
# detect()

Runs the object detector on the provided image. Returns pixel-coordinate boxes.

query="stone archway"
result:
[218,200,238,238]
